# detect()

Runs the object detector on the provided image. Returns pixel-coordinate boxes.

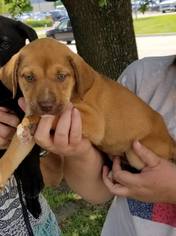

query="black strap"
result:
[16,175,34,236]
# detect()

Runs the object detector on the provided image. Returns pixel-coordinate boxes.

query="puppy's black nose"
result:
[38,101,54,112]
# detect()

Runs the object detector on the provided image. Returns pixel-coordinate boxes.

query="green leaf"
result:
[99,0,108,8]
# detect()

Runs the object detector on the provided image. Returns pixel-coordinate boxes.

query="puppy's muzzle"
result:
[38,100,55,113]
[37,99,64,115]
[36,91,58,114]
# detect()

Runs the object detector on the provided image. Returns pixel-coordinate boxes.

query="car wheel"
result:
[67,41,72,45]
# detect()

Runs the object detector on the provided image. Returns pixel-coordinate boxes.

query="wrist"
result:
[64,144,100,163]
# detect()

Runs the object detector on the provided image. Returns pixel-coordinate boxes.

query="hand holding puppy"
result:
[34,103,92,159]
[103,141,176,203]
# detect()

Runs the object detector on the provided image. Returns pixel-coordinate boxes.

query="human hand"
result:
[18,97,25,111]
[0,107,20,149]
[103,140,176,203]
[18,97,92,157]
[34,103,92,158]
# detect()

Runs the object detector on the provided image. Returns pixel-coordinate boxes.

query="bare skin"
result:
[0,107,20,149]
[103,141,176,203]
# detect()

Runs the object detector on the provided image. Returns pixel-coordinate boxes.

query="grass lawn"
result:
[134,14,176,35]
[43,183,110,236]
[36,14,176,38]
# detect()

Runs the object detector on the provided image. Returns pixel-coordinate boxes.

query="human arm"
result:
[34,103,113,203]
[103,140,176,203]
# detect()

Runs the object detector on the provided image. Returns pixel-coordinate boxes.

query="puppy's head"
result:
[0,15,37,67]
[0,38,96,116]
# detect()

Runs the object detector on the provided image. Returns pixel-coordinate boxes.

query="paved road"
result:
[66,34,176,59]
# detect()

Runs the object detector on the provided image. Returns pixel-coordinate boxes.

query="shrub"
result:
[24,18,53,27]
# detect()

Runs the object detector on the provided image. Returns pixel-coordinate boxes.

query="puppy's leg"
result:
[0,115,40,189]
[126,149,145,170]
[40,153,64,187]
[0,133,35,188]
[126,135,172,170]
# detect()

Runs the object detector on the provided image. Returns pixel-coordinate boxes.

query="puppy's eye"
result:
[25,74,34,82]
[56,73,66,81]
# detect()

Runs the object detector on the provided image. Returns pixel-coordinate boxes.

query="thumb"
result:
[133,140,160,168]
[18,97,26,112]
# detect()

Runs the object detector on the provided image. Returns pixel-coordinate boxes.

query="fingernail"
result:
[67,102,73,110]
[134,140,141,149]
[73,107,79,114]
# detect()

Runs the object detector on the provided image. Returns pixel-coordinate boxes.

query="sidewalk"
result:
[65,34,176,59]
[136,34,176,58]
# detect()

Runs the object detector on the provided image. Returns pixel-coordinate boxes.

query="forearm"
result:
[64,148,113,204]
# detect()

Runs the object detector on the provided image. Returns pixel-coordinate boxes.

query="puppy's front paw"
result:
[16,116,40,143]
[17,124,33,144]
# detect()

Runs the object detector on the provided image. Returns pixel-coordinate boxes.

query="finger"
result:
[18,97,26,111]
[54,103,73,146]
[69,108,82,145]
[0,110,20,128]
[0,107,10,112]
[112,157,122,173]
[111,158,141,186]
[103,167,129,196]
[34,116,55,148]
[103,166,114,186]
[133,140,160,168]
[112,167,141,187]
[0,123,16,139]
[103,165,113,180]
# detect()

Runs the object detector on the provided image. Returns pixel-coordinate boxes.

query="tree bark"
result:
[62,0,138,80]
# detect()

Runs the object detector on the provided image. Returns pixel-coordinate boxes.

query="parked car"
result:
[159,0,176,12]
[46,17,74,44]
[15,12,33,21]
[49,9,68,22]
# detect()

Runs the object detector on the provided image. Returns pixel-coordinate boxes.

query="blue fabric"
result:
[33,211,61,236]
[127,198,153,220]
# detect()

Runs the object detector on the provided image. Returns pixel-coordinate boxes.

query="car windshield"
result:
[57,20,68,30]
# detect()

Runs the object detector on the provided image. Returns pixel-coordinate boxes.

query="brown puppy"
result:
[0,38,175,187]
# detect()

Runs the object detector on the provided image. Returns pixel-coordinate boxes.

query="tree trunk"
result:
[62,0,138,80]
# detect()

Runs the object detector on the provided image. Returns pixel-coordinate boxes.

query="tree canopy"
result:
[1,0,32,17]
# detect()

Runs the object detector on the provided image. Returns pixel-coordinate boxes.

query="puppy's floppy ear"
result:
[16,21,38,42]
[68,54,95,98]
[0,52,20,98]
